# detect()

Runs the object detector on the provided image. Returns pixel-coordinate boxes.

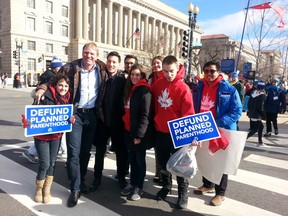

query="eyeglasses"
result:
[203,69,218,74]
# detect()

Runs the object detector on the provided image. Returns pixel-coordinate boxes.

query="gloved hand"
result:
[21,114,31,128]
[69,115,76,124]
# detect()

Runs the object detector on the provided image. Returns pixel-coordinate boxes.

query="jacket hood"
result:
[251,90,265,98]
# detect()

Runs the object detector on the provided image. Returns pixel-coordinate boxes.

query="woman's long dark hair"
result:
[51,73,70,88]
[123,64,146,102]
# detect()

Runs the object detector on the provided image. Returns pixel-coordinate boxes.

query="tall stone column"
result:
[164,23,169,55]
[75,0,82,39]
[157,21,163,54]
[118,4,123,47]
[136,12,141,50]
[83,0,89,40]
[144,15,149,51]
[107,0,113,45]
[170,26,175,55]
[96,0,102,43]
[127,9,133,49]
[175,28,180,57]
[151,18,156,47]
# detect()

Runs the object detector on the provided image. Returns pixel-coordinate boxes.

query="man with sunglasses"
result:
[192,60,242,206]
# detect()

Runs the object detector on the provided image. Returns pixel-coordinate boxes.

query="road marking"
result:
[0,155,120,216]
[244,154,288,170]
[0,141,33,152]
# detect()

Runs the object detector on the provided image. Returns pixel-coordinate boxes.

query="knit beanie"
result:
[257,81,265,90]
[50,56,63,68]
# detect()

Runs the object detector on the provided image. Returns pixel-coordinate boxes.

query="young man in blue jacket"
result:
[193,60,242,206]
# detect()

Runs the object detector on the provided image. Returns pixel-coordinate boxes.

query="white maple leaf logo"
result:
[201,94,215,111]
[124,98,130,109]
[158,88,173,109]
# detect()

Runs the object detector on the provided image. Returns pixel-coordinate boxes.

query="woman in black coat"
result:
[121,64,154,201]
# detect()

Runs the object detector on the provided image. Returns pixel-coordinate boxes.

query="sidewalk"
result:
[1,84,35,92]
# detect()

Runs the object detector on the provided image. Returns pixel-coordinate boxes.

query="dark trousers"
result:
[35,138,61,180]
[265,112,278,133]
[203,174,228,196]
[93,120,127,181]
[247,120,264,142]
[125,132,146,189]
[66,110,97,192]
[155,132,188,193]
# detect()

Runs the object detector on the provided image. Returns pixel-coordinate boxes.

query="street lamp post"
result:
[187,2,199,76]
[15,39,25,87]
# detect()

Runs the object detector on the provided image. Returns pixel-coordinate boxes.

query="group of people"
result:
[26,41,245,210]
[1,73,8,88]
[246,78,286,146]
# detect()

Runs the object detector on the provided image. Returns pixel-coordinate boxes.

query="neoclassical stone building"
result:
[0,0,202,85]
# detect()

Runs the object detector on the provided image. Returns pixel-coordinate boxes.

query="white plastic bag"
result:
[166,145,197,179]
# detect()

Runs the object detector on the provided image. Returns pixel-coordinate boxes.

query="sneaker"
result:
[210,195,225,206]
[121,184,134,196]
[264,132,271,137]
[177,194,188,209]
[275,129,278,135]
[131,188,143,201]
[22,150,38,164]
[194,186,215,195]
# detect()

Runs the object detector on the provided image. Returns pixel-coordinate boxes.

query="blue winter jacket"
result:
[193,79,243,130]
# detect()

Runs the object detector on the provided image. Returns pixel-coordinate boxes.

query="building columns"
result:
[96,0,102,42]
[107,1,113,45]
[118,5,123,47]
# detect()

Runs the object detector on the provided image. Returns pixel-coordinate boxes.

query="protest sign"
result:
[167,111,220,149]
[24,104,73,137]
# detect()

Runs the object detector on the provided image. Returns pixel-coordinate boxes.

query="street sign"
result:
[24,104,73,137]
[221,59,235,73]
[167,111,220,149]
[243,62,252,78]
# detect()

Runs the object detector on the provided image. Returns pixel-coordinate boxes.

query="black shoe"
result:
[264,132,271,137]
[67,191,81,207]
[177,195,188,209]
[118,178,128,189]
[156,187,170,201]
[275,129,278,135]
[80,183,90,194]
[90,178,101,192]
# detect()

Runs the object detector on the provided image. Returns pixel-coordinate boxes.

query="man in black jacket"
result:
[90,51,128,191]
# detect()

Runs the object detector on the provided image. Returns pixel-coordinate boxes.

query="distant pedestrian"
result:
[246,81,266,147]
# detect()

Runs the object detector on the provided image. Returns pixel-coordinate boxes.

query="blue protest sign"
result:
[167,111,220,149]
[221,59,235,73]
[24,104,73,137]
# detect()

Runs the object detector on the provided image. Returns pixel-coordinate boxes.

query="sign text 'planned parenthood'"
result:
[24,104,73,137]
[168,111,220,148]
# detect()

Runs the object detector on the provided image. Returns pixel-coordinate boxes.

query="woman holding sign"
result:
[32,74,71,204]
[121,64,154,201]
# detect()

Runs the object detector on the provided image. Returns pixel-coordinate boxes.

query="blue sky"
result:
[160,0,287,44]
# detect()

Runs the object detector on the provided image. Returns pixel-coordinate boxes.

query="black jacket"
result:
[128,85,154,150]
[248,90,266,120]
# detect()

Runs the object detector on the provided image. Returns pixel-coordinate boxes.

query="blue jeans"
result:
[34,138,61,180]
[66,110,97,192]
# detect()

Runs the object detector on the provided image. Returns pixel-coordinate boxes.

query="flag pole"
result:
[235,0,251,72]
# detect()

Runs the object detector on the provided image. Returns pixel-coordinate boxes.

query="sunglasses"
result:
[203,69,218,74]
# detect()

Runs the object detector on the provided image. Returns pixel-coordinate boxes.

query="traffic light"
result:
[182,30,190,58]
[13,50,18,59]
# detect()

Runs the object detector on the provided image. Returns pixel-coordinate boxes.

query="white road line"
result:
[244,154,288,170]
[99,157,282,216]
[0,155,119,216]
[0,141,33,152]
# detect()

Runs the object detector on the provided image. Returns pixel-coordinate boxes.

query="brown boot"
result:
[35,179,45,203]
[43,176,53,203]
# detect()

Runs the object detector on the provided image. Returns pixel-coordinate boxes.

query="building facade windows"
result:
[45,21,53,34]
[28,58,36,70]
[61,5,68,18]
[62,46,68,55]
[46,1,53,14]
[27,41,36,51]
[26,17,36,31]
[61,25,68,37]
[27,0,35,9]
[45,43,53,53]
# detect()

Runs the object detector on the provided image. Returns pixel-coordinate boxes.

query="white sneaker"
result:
[131,188,143,201]
[22,150,38,164]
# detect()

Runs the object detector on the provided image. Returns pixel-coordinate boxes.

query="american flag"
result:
[176,42,182,51]
[133,28,141,40]
[158,36,165,47]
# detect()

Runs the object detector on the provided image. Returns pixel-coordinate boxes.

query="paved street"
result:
[0,87,287,216]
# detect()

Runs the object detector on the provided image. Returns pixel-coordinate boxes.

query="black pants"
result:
[155,132,188,193]
[93,120,127,181]
[265,112,278,133]
[247,120,264,143]
[202,174,228,196]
